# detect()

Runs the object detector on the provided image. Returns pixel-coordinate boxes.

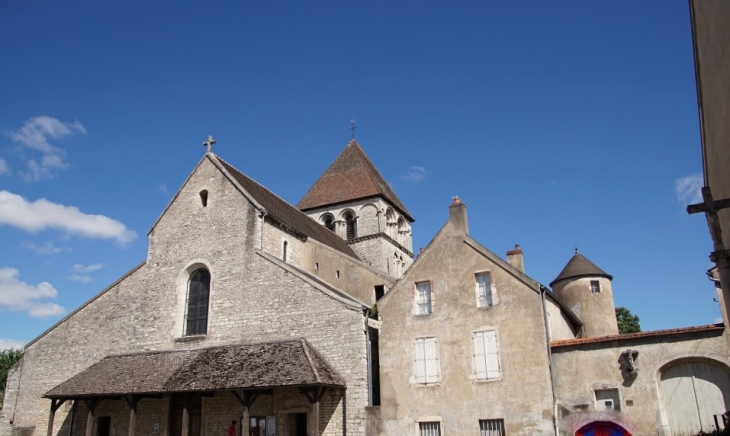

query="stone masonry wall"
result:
[0,155,370,436]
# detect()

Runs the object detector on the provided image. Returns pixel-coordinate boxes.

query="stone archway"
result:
[575,421,631,436]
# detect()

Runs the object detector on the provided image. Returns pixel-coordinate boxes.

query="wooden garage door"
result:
[660,360,730,435]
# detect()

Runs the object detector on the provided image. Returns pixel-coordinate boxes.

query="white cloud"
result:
[400,166,427,182]
[159,184,169,195]
[0,158,9,175]
[0,190,137,244]
[0,267,66,318]
[69,263,103,283]
[0,339,26,351]
[9,116,86,181]
[22,241,65,255]
[675,174,703,205]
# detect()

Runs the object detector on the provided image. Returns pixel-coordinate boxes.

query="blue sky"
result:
[0,1,712,349]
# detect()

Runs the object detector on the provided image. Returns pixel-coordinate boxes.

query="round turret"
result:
[550,250,618,337]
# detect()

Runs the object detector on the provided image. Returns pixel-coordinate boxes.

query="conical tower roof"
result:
[549,252,613,287]
[297,140,414,221]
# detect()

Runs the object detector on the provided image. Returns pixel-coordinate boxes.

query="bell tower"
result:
[297,140,415,278]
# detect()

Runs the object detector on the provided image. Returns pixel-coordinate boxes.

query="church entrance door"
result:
[169,396,202,436]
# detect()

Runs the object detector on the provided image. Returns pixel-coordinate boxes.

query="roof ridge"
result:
[300,339,322,383]
[214,154,296,211]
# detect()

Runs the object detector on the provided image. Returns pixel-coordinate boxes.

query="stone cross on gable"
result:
[203,135,216,153]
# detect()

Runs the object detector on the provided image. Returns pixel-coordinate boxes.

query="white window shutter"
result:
[415,339,426,383]
[425,338,438,383]
[473,332,487,379]
[485,331,500,379]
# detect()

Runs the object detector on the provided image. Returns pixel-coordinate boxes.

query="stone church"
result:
[1,140,729,436]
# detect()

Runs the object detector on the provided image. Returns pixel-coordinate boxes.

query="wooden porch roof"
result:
[45,339,345,399]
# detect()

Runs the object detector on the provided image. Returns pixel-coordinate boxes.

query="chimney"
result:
[448,196,468,234]
[507,244,524,272]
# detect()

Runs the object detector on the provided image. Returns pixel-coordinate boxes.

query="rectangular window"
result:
[416,282,432,315]
[419,422,440,436]
[479,419,505,436]
[473,331,500,380]
[415,337,439,384]
[590,280,601,293]
[476,273,493,307]
[595,388,620,411]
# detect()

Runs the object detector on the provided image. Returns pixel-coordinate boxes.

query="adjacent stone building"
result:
[1,139,729,436]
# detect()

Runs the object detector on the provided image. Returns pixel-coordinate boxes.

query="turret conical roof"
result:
[297,140,414,221]
[550,252,613,287]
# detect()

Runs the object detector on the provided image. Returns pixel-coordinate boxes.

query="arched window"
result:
[199,190,208,207]
[185,268,210,336]
[321,214,335,232]
[344,211,357,240]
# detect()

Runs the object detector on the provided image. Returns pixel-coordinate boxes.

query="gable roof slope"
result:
[297,140,414,221]
[215,156,359,259]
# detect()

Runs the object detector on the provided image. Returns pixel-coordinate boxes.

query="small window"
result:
[416,282,432,315]
[419,422,440,436]
[185,269,210,336]
[315,262,319,271]
[473,331,500,380]
[479,419,505,436]
[595,388,620,411]
[476,273,493,307]
[336,270,340,279]
[375,285,385,301]
[199,190,208,207]
[282,241,288,262]
[590,280,601,293]
[415,338,439,384]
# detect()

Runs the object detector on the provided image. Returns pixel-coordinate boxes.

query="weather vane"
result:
[349,118,357,140]
[203,135,216,153]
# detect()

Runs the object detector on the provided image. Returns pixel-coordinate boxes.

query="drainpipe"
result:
[540,285,559,436]
[259,210,268,251]
[364,308,373,407]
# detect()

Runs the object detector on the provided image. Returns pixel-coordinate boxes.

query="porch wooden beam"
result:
[47,398,67,436]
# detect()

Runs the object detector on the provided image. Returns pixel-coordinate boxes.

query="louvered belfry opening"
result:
[185,269,210,336]
[345,212,356,240]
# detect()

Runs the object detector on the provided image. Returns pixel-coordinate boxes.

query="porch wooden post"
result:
[124,396,140,436]
[242,407,250,436]
[128,407,136,436]
[181,404,189,436]
[84,410,94,436]
[311,400,320,436]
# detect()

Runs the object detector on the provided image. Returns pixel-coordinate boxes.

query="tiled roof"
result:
[551,324,725,348]
[45,340,345,398]
[216,156,359,259]
[297,140,414,221]
[550,253,613,287]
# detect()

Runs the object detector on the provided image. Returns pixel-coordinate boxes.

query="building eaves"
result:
[551,324,725,349]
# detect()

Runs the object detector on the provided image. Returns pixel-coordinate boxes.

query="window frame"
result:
[414,337,439,385]
[590,280,601,293]
[415,281,433,315]
[473,330,501,381]
[479,419,505,436]
[184,268,211,336]
[417,421,441,436]
[475,272,495,308]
